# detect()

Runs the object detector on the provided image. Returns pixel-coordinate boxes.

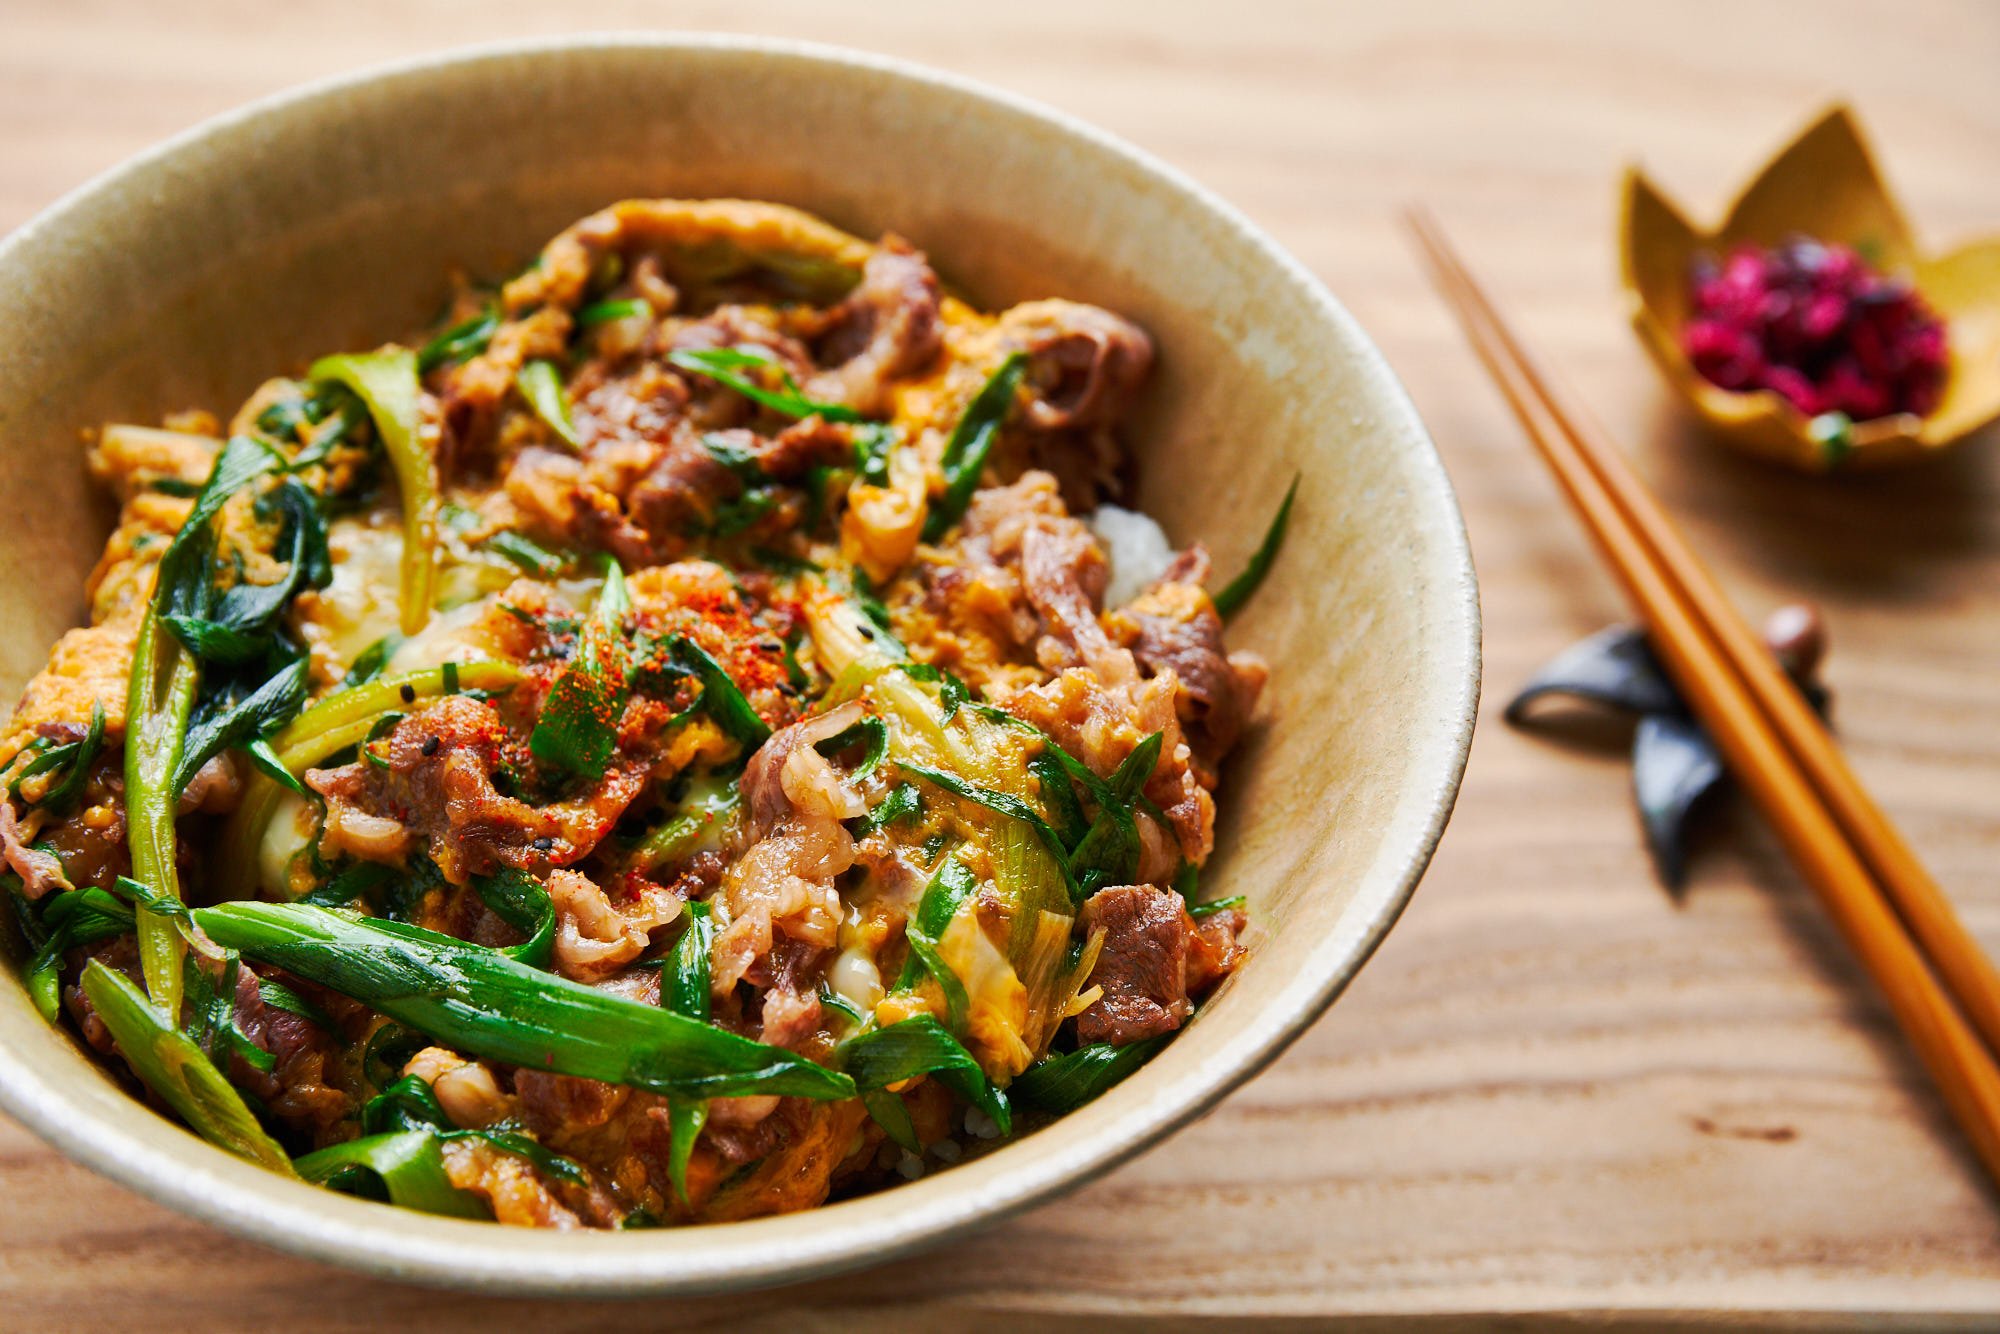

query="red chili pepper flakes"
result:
[1681,237,1948,422]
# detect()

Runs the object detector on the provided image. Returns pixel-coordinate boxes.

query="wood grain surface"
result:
[3,0,2000,1326]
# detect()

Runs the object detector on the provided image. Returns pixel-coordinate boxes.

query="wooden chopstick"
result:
[1408,212,2000,1064]
[1405,206,2000,1188]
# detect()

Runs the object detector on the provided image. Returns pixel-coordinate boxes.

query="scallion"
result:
[1211,473,1299,619]
[516,359,580,450]
[194,902,856,1102]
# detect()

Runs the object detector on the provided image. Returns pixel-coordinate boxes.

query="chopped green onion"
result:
[214,661,523,902]
[667,345,863,424]
[840,1014,1010,1140]
[670,635,772,750]
[516,359,580,450]
[256,978,334,1031]
[1212,473,1299,619]
[1066,732,1163,895]
[170,656,309,797]
[851,782,921,839]
[295,1130,485,1218]
[664,900,713,1204]
[310,349,438,634]
[481,531,571,578]
[853,423,898,487]
[1187,893,1245,920]
[627,778,740,875]
[342,634,403,687]
[80,961,294,1174]
[124,607,199,1017]
[20,887,132,1023]
[576,298,650,328]
[924,353,1027,541]
[17,702,105,816]
[814,716,888,783]
[473,868,556,969]
[529,561,630,777]
[364,1074,587,1187]
[416,308,500,375]
[194,903,856,1102]
[896,858,978,1034]
[899,762,1082,902]
[1011,1033,1169,1113]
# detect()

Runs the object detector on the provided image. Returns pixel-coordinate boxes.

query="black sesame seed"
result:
[420,735,442,758]
[399,684,417,704]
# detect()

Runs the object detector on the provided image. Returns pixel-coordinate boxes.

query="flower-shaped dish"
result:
[1621,103,2000,471]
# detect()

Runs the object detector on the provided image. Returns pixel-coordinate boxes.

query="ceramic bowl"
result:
[0,35,1478,1295]
[1621,103,2000,472]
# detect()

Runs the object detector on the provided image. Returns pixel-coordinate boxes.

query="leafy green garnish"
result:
[667,345,863,423]
[125,606,201,1017]
[853,423,898,487]
[310,349,437,634]
[516,359,580,450]
[1066,731,1162,895]
[194,902,856,1102]
[628,778,740,874]
[840,1014,1011,1148]
[162,478,331,664]
[1187,893,1245,919]
[851,781,921,839]
[899,762,1082,902]
[472,867,556,969]
[814,715,888,783]
[923,353,1027,541]
[181,950,275,1075]
[576,298,650,329]
[663,900,714,1204]
[11,702,105,816]
[416,308,500,375]
[528,561,630,777]
[256,977,334,1031]
[895,858,979,1034]
[483,531,571,578]
[295,1130,485,1218]
[342,634,403,687]
[669,635,772,750]
[1011,1033,1169,1113]
[171,655,310,798]
[364,1074,587,1187]
[1211,473,1299,619]
[17,885,132,1023]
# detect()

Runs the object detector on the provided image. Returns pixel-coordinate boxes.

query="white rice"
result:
[1091,504,1176,608]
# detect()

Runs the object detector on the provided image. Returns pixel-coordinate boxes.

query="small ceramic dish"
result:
[1621,103,2000,471]
[0,35,1478,1295]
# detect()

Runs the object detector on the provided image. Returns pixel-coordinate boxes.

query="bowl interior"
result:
[0,36,1477,1294]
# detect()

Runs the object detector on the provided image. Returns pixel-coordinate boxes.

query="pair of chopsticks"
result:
[1406,208,2000,1187]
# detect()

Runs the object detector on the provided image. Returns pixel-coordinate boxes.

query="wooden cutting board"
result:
[3,0,1998,1325]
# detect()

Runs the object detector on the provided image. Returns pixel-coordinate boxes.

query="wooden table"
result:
[4,1,1999,1325]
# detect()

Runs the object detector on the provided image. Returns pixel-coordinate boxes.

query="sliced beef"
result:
[711,704,863,997]
[305,694,647,883]
[1115,569,1269,770]
[0,797,72,897]
[744,934,827,1051]
[1072,885,1250,1046]
[229,963,353,1136]
[999,299,1154,431]
[803,238,942,416]
[1073,885,1195,1046]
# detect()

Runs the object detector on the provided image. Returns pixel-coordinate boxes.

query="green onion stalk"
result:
[310,350,438,635]
[195,902,856,1103]
[123,607,200,1018]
